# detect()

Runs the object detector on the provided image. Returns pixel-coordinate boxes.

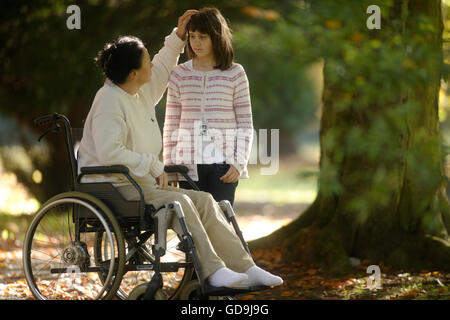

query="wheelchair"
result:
[22,113,268,300]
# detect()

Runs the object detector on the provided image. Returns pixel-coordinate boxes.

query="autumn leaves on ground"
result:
[1,237,449,300]
[239,247,450,300]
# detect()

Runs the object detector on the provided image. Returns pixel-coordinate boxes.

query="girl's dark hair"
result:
[186,7,234,70]
[95,35,145,84]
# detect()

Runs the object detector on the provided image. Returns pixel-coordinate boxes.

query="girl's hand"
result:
[176,9,198,40]
[156,171,169,189]
[219,165,240,183]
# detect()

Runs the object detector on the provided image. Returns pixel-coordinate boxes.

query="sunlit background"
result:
[0,0,449,303]
[1,0,450,245]
[3,2,450,243]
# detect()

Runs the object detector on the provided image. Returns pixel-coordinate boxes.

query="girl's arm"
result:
[163,73,182,169]
[228,65,254,175]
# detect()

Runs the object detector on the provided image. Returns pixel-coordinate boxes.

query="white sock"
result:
[242,266,283,288]
[208,267,248,288]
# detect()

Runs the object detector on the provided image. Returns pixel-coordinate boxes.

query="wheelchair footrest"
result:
[201,283,271,297]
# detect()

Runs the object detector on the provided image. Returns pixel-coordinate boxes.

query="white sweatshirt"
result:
[78,29,185,188]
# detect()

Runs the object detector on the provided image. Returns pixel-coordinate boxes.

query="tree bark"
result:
[249,0,450,274]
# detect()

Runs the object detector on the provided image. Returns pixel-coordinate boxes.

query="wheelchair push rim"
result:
[23,195,125,300]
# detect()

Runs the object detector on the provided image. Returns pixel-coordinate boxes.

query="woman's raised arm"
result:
[142,10,198,105]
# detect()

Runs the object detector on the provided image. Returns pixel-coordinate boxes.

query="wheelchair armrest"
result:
[80,165,130,175]
[163,165,200,191]
[164,165,189,174]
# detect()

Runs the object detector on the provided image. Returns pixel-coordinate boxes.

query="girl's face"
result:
[188,30,213,58]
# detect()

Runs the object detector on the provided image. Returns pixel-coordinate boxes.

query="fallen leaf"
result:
[306,269,318,276]
[281,290,294,297]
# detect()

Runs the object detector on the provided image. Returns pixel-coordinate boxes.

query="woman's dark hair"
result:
[186,7,234,70]
[95,35,145,84]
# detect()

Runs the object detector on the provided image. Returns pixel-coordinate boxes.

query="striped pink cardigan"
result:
[163,59,253,181]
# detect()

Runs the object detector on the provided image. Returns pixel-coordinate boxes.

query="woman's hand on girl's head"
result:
[176,9,199,40]
[156,171,169,189]
[220,165,240,183]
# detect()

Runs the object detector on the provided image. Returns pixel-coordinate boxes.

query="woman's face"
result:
[188,30,213,58]
[134,47,153,84]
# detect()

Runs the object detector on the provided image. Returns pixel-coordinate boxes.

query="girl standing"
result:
[163,7,253,206]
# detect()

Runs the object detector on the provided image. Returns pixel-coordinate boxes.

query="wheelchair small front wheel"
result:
[95,229,194,300]
[23,193,125,300]
[177,280,218,300]
[127,284,167,300]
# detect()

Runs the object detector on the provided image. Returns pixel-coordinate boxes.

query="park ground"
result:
[0,154,449,299]
[1,238,449,300]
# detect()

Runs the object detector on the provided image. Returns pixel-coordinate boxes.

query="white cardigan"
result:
[78,29,185,188]
[163,60,254,182]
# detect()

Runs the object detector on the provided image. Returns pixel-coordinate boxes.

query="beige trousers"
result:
[116,185,255,279]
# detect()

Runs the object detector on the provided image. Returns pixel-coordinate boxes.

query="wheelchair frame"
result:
[23,113,266,300]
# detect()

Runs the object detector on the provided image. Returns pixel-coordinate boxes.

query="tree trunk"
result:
[249,0,450,274]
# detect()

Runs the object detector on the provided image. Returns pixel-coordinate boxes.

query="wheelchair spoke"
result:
[24,196,123,300]
[32,258,64,275]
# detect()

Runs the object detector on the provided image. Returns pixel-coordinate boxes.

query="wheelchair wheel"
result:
[23,192,125,300]
[94,229,193,300]
[127,284,167,300]
[178,280,219,300]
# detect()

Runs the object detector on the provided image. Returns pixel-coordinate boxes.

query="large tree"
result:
[250,0,450,273]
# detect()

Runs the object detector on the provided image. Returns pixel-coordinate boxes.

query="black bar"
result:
[50,262,193,274]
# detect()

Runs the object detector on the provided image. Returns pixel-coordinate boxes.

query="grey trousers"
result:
[116,184,255,279]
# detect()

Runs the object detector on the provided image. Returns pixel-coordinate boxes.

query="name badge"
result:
[199,118,208,136]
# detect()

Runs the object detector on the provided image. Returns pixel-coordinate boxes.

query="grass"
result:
[235,162,319,204]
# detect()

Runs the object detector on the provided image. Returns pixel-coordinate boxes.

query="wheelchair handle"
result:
[34,113,59,128]
[34,113,63,142]
[34,113,78,185]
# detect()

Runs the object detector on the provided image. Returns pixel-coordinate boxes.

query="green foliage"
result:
[233,22,318,133]
[1,0,448,219]
[1,0,294,202]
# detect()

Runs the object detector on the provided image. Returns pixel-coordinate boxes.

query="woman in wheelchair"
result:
[74,10,283,292]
